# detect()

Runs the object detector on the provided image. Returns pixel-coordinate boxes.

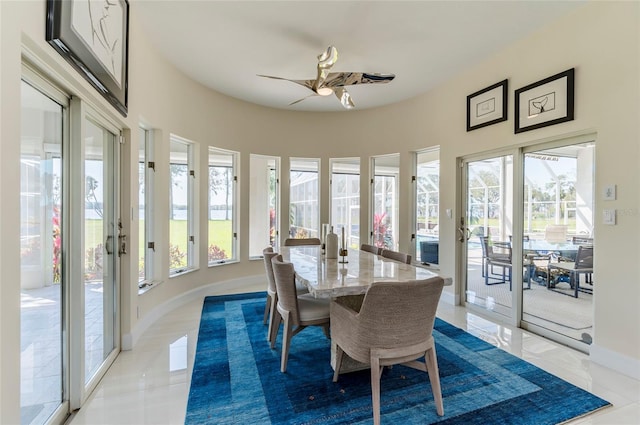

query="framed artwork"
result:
[514,68,574,133]
[46,0,130,117]
[467,79,508,131]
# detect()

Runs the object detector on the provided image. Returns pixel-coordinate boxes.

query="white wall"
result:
[1,1,639,422]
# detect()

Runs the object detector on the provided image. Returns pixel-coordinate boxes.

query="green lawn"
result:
[85,219,233,263]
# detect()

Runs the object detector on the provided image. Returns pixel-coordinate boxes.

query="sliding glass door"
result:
[20,77,67,425]
[520,142,595,344]
[460,136,595,349]
[461,154,514,318]
[20,69,121,424]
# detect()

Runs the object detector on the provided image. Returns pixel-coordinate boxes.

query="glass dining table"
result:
[280,245,452,299]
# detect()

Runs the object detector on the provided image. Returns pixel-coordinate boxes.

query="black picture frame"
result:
[46,0,130,117]
[467,79,508,131]
[514,68,574,134]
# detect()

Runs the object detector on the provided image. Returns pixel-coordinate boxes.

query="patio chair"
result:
[361,243,382,255]
[283,237,321,246]
[271,255,330,372]
[480,236,512,285]
[547,245,593,298]
[380,249,412,264]
[544,224,568,243]
[331,277,445,425]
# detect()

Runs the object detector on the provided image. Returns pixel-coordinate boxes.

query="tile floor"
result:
[66,280,640,425]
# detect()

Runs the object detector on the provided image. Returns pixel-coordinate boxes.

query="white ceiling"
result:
[133,1,584,112]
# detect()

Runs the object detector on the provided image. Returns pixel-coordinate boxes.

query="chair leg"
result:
[425,347,444,416]
[333,345,344,382]
[263,294,270,324]
[322,323,330,339]
[270,311,282,349]
[280,312,292,373]
[267,295,278,344]
[370,355,382,425]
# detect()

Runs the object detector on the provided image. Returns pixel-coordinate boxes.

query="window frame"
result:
[169,135,198,276]
[207,146,239,266]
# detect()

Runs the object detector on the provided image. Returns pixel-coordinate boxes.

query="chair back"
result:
[358,278,444,347]
[575,245,593,269]
[380,249,412,264]
[361,243,381,255]
[283,238,321,246]
[262,247,278,294]
[545,224,568,243]
[480,236,511,261]
[271,255,300,324]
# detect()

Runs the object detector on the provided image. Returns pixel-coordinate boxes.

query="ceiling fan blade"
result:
[313,46,339,92]
[334,87,355,109]
[324,72,395,88]
[257,74,315,91]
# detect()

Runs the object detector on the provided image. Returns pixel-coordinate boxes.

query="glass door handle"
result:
[105,235,114,255]
[457,227,471,242]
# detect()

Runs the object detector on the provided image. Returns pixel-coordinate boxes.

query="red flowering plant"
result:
[52,206,61,283]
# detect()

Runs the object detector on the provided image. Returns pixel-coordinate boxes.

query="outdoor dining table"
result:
[280,245,452,299]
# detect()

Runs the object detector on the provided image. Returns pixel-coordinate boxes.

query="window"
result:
[415,149,440,264]
[330,158,360,249]
[208,147,238,265]
[138,127,155,288]
[372,154,399,251]
[289,158,320,238]
[169,136,197,275]
[249,154,279,257]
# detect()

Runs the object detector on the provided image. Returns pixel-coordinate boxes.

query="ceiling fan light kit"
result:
[258,45,394,109]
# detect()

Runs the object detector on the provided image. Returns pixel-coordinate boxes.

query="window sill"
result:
[138,280,163,295]
[169,267,199,278]
[208,259,239,268]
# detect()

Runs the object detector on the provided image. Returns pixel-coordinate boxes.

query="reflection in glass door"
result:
[372,155,399,251]
[20,79,66,425]
[521,143,595,344]
[83,118,118,385]
[462,155,514,318]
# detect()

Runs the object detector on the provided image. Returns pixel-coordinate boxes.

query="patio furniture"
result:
[544,224,568,243]
[480,236,511,285]
[547,245,593,298]
[330,277,445,425]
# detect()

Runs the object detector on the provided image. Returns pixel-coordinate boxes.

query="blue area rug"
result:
[185,292,610,424]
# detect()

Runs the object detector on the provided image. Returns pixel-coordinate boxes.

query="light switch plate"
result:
[603,184,616,201]
[603,209,616,225]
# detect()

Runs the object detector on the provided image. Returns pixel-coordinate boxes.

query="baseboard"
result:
[122,274,264,350]
[440,288,458,306]
[590,343,640,380]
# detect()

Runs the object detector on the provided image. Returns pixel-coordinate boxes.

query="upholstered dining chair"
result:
[283,237,321,246]
[360,243,382,255]
[330,277,446,425]
[271,255,330,372]
[262,248,309,347]
[380,249,412,264]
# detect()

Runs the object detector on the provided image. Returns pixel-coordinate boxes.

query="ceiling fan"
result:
[258,46,395,109]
